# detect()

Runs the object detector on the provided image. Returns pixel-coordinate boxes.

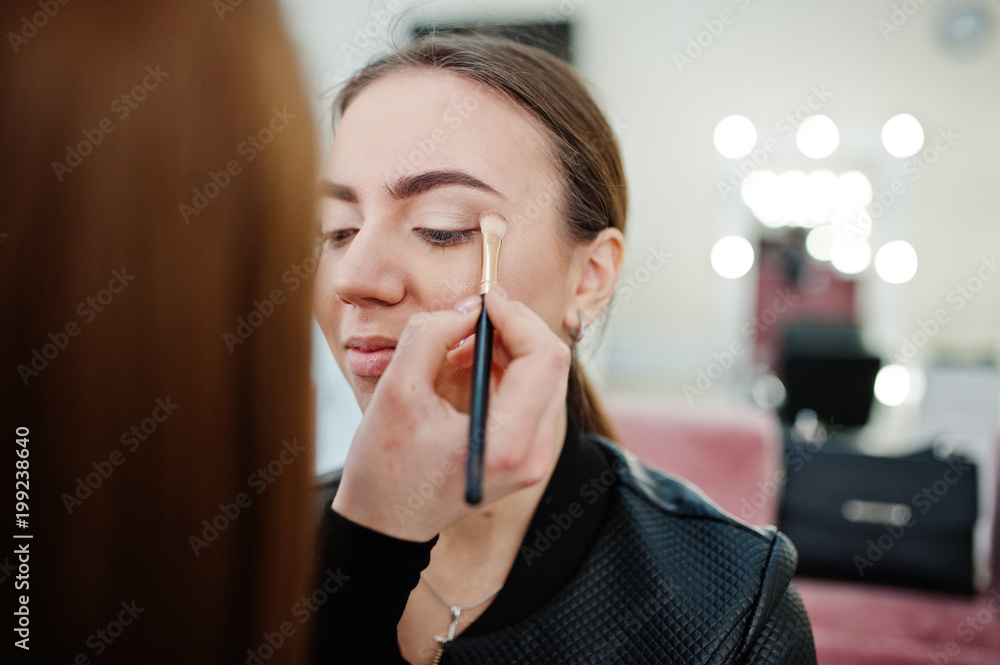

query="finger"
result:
[493,356,569,456]
[446,333,476,368]
[446,331,512,369]
[484,295,571,459]
[487,361,506,397]
[482,289,562,361]
[386,304,482,387]
[500,367,567,480]
[489,329,513,368]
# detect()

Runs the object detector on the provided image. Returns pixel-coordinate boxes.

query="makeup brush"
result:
[466,210,507,505]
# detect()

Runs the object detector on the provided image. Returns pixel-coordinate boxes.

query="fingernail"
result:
[451,337,466,350]
[453,295,481,313]
[491,283,510,300]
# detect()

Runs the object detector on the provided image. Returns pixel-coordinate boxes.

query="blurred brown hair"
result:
[1,1,318,662]
[334,32,627,440]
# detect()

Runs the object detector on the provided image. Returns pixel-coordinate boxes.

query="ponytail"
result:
[567,356,618,442]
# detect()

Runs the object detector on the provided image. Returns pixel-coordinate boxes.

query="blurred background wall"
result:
[281,0,1000,479]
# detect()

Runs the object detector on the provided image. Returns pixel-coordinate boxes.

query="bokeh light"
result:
[714,115,758,159]
[805,225,835,261]
[711,235,755,279]
[874,364,911,406]
[874,240,919,284]
[881,113,924,158]
[796,115,840,159]
[830,238,872,275]
[836,171,873,209]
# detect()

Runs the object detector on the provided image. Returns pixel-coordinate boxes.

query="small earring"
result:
[571,308,588,343]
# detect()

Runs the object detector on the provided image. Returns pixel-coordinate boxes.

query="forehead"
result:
[328,68,558,193]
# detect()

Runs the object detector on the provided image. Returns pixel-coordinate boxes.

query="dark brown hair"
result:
[2,1,317,662]
[334,32,627,439]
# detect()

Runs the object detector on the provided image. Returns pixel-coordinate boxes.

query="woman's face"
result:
[315,69,577,412]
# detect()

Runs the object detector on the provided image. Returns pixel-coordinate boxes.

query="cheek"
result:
[411,251,482,307]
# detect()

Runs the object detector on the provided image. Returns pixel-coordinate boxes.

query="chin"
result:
[349,375,379,413]
[345,367,470,415]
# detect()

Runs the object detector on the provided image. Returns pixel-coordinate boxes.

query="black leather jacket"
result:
[315,431,816,664]
[441,435,816,664]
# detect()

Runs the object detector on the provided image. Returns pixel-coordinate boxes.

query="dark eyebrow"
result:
[318,180,358,203]
[318,170,505,205]
[387,170,506,200]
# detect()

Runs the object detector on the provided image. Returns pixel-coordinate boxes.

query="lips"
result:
[345,336,397,377]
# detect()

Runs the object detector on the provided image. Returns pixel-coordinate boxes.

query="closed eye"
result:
[320,228,357,249]
[416,228,478,248]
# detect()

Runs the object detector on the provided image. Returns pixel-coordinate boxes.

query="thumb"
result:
[386,299,482,386]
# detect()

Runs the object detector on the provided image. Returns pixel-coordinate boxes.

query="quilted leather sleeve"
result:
[739,582,815,664]
[736,531,816,665]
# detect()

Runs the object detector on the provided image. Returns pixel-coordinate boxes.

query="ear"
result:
[563,227,625,333]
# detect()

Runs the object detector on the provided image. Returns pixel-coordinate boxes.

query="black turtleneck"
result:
[313,410,614,664]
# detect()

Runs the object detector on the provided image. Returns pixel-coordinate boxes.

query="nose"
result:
[329,220,406,307]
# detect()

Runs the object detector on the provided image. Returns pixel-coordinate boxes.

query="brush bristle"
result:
[479,211,508,239]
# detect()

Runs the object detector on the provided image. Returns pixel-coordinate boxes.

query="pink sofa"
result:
[604,395,1000,665]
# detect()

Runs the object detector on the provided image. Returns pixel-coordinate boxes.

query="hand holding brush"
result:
[465,211,507,504]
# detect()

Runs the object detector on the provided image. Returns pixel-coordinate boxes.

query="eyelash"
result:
[320,229,356,249]
[320,227,478,250]
[416,228,478,248]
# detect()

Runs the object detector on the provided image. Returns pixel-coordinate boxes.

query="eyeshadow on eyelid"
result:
[409,210,476,226]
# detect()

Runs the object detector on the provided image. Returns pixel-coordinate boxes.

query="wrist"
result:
[331,488,439,543]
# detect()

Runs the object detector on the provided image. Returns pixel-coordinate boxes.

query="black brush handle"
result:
[466,294,492,504]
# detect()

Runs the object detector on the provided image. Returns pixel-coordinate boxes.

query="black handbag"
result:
[778,439,978,594]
